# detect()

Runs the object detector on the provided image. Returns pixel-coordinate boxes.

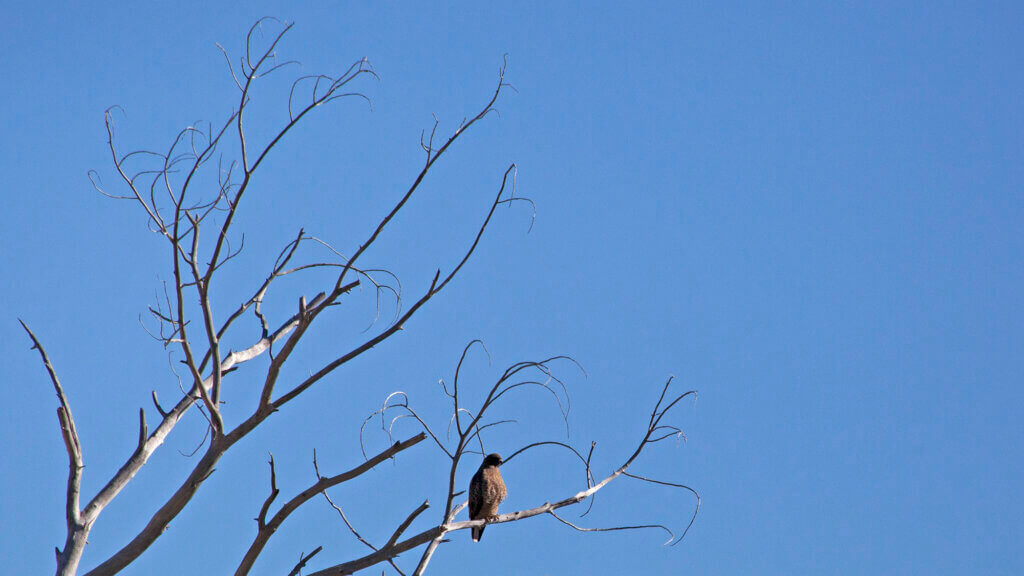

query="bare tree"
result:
[20,19,698,576]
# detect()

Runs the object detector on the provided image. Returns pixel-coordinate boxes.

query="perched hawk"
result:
[468,453,507,542]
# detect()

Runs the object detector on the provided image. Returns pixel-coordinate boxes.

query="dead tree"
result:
[20,19,698,576]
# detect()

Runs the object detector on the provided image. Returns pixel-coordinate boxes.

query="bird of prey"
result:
[468,453,507,542]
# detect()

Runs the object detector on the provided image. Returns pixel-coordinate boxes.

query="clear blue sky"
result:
[3,2,1022,575]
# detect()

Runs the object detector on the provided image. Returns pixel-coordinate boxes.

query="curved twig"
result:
[623,471,701,545]
[547,508,675,544]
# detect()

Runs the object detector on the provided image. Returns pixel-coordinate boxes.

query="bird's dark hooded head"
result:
[482,453,503,467]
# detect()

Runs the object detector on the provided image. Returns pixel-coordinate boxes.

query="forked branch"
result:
[303,375,696,576]
[19,320,88,576]
[234,433,427,576]
[24,17,693,576]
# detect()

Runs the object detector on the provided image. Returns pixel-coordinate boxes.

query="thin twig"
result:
[286,546,323,576]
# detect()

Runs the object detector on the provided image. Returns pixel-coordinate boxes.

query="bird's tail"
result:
[472,525,484,542]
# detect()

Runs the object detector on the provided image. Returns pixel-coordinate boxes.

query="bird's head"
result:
[482,453,503,467]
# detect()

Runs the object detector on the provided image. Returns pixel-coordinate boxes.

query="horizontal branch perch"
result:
[26,17,697,576]
[309,381,696,576]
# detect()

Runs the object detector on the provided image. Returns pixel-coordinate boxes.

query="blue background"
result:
[2,2,1022,575]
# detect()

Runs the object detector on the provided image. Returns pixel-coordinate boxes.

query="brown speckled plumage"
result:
[468,453,507,542]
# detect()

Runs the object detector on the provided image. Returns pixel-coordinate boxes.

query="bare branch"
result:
[503,441,588,467]
[151,391,168,418]
[87,55,519,574]
[307,527,443,576]
[257,454,279,529]
[318,486,376,553]
[233,433,426,576]
[287,547,323,576]
[623,471,701,545]
[258,280,359,411]
[268,64,512,400]
[81,297,337,576]
[318,474,684,576]
[547,508,674,544]
[386,500,431,549]
[274,162,520,410]
[19,320,88,575]
[136,409,147,452]
[317,475,415,576]
[36,19,697,576]
[452,339,490,437]
[319,376,694,576]
[361,392,452,460]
